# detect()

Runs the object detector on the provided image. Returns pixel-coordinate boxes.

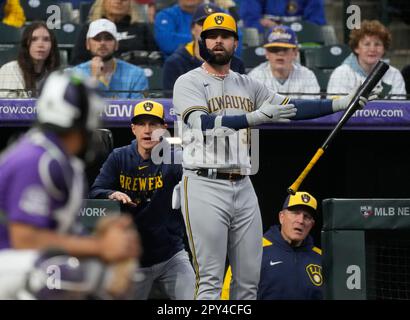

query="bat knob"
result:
[287,187,296,195]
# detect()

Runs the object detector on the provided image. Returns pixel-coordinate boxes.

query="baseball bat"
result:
[287,60,390,195]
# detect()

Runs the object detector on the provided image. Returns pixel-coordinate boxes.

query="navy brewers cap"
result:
[282,191,317,214]
[192,3,222,25]
[264,25,298,48]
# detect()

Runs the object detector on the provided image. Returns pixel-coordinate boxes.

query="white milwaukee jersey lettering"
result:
[173,67,288,172]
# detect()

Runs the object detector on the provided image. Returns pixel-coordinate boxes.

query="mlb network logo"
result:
[360,206,373,218]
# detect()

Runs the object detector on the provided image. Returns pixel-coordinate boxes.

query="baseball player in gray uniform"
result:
[173,12,378,300]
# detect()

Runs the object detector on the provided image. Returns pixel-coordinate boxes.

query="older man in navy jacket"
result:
[257,191,322,299]
[222,191,322,300]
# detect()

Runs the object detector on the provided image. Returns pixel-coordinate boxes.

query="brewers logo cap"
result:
[192,3,222,24]
[282,191,317,213]
[201,12,238,39]
[131,100,165,124]
[264,25,298,48]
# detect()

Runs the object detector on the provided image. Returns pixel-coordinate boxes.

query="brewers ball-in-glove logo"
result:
[286,0,298,14]
[214,15,224,25]
[205,5,215,14]
[301,194,311,203]
[143,102,154,111]
[360,206,373,218]
[306,264,322,286]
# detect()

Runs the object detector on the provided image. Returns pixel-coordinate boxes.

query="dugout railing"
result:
[322,198,410,300]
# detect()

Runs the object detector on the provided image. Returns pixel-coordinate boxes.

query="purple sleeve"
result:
[7,156,67,230]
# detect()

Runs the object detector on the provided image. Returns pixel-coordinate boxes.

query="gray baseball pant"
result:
[180,170,263,300]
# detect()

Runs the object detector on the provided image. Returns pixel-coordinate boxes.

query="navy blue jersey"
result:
[89,140,185,267]
[258,225,323,300]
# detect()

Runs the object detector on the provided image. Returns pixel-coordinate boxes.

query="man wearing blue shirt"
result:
[154,0,203,57]
[240,0,326,33]
[72,18,148,99]
[90,100,195,300]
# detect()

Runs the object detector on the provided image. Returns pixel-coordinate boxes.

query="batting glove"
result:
[246,101,297,126]
[332,85,382,112]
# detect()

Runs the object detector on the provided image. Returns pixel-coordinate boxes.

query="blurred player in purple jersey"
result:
[0,71,139,265]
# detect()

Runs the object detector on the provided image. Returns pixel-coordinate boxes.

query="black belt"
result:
[194,169,246,181]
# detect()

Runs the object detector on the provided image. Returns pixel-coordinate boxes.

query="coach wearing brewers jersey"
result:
[90,100,195,300]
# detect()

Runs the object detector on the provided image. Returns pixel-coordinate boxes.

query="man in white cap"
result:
[72,18,148,99]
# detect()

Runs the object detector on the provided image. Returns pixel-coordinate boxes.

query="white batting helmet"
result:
[36,71,104,133]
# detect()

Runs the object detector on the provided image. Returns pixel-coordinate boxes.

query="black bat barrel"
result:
[321,60,390,150]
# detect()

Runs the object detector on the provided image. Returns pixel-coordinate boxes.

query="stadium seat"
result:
[302,44,351,69]
[312,68,334,93]
[322,25,339,46]
[59,49,69,68]
[0,23,23,47]
[85,128,114,189]
[0,46,18,66]
[284,21,326,47]
[54,23,80,49]
[58,2,75,23]
[143,65,164,93]
[242,27,262,47]
[21,0,58,22]
[79,1,92,24]
[241,46,266,69]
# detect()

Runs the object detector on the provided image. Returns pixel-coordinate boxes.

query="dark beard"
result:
[91,52,115,62]
[102,53,115,62]
[208,48,234,66]
[208,52,233,66]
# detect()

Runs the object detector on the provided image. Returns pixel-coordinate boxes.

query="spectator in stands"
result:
[401,65,410,96]
[63,0,94,9]
[240,0,326,33]
[134,0,156,23]
[0,70,140,267]
[154,0,203,57]
[0,21,60,98]
[222,191,322,300]
[90,100,195,299]
[327,20,406,99]
[72,18,148,99]
[163,2,245,91]
[0,0,25,27]
[214,0,239,21]
[70,0,158,66]
[248,25,319,99]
